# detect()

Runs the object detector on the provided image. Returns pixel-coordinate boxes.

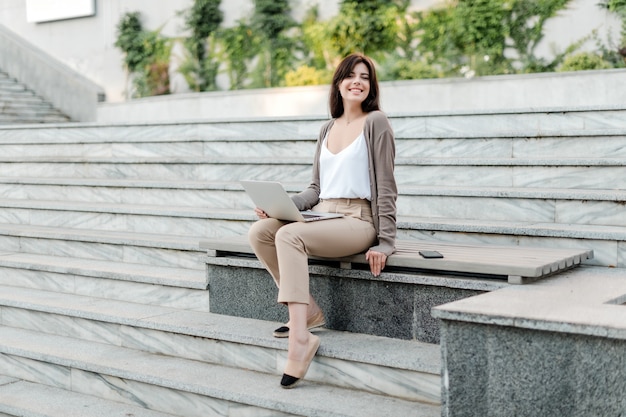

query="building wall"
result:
[0,0,619,103]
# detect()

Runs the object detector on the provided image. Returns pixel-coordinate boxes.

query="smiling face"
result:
[329,53,380,118]
[339,62,370,106]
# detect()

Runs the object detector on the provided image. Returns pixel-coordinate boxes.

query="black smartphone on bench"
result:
[419,250,444,259]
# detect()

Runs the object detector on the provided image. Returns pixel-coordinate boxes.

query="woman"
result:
[248,53,397,388]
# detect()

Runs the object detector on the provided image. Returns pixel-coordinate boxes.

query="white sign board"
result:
[26,0,96,23]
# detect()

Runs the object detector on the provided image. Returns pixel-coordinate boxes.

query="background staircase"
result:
[0,70,70,124]
[0,106,624,416]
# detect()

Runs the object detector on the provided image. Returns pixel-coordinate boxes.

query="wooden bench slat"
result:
[200,236,593,284]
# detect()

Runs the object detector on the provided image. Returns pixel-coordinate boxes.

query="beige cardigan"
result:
[291,110,398,256]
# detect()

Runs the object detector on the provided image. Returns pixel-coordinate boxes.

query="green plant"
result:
[115,12,171,98]
[606,0,626,12]
[300,6,337,71]
[300,1,413,75]
[454,0,509,59]
[252,0,297,87]
[507,0,573,73]
[219,20,259,90]
[599,0,626,65]
[396,5,420,61]
[414,5,459,73]
[135,29,172,97]
[116,0,616,95]
[592,29,626,68]
[327,0,401,60]
[115,12,146,72]
[284,65,332,86]
[557,51,612,71]
[179,0,223,91]
[385,59,440,80]
[414,0,576,77]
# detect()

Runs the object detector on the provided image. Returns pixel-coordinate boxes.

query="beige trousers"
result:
[248,198,376,304]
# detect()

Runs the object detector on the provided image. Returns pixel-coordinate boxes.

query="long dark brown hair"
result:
[329,53,381,118]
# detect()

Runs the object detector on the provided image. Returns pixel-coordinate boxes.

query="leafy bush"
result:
[285,65,332,86]
[599,0,626,66]
[415,0,577,77]
[116,0,621,97]
[252,0,297,87]
[179,0,223,91]
[115,12,171,98]
[385,59,440,80]
[114,12,146,72]
[557,52,612,72]
[300,6,336,71]
[219,20,259,90]
[327,1,400,59]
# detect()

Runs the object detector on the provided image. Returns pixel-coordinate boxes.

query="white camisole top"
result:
[319,131,371,200]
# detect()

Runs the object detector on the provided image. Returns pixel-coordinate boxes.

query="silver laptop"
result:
[241,180,344,222]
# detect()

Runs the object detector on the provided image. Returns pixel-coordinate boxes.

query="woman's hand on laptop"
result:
[366,250,387,277]
[254,207,269,219]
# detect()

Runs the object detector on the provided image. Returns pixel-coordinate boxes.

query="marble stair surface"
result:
[0,186,622,267]
[0,178,625,228]
[0,250,209,311]
[0,284,441,416]
[0,71,70,124]
[0,376,179,417]
[0,106,624,269]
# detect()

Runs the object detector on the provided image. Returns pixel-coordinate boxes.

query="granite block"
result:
[315,275,417,340]
[208,264,288,324]
[439,321,489,417]
[207,262,486,343]
[440,321,626,417]
[414,286,481,344]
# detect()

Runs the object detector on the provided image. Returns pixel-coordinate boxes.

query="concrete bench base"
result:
[205,256,505,343]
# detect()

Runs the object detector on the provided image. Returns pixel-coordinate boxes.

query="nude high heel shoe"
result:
[280,333,320,389]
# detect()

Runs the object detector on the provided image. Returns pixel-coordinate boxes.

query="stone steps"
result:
[0,82,28,92]
[0,328,438,417]
[0,114,70,124]
[397,217,621,269]
[0,138,624,165]
[0,97,54,108]
[0,132,624,158]
[0,156,624,189]
[0,200,621,267]
[0,197,251,236]
[3,104,626,137]
[0,251,209,311]
[0,71,70,124]
[0,286,441,416]
[1,107,625,153]
[0,106,622,414]
[0,223,204,269]
[0,177,623,226]
[0,105,64,117]
[0,377,178,417]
